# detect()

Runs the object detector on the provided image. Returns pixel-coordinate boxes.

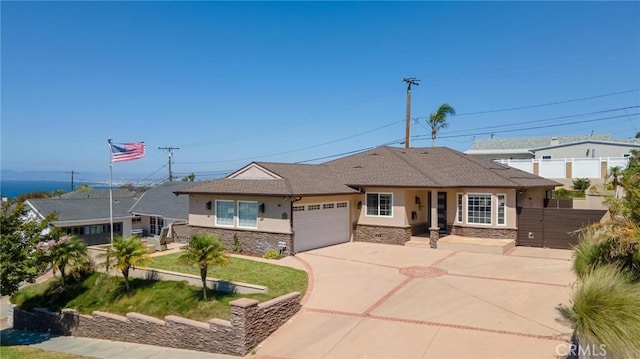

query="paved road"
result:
[254,243,575,359]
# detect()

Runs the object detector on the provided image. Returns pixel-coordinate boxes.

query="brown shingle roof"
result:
[177,146,558,196]
[176,163,359,196]
[325,146,559,188]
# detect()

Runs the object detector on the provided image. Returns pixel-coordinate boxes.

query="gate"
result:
[516,208,606,249]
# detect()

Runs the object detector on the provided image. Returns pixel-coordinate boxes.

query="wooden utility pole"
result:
[403,77,420,148]
[158,147,180,182]
[65,170,78,191]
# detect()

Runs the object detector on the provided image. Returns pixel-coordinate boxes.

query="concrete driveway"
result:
[254,242,575,359]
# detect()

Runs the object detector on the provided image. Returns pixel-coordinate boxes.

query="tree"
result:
[427,103,455,147]
[104,236,152,294]
[45,235,90,286]
[0,200,55,296]
[608,165,622,192]
[177,234,229,300]
[572,178,591,193]
[76,184,92,191]
[181,172,196,182]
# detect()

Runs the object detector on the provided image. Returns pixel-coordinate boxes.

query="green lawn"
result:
[0,346,93,359]
[11,256,307,322]
[149,253,308,298]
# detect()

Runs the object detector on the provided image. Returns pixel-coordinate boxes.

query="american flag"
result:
[111,142,145,163]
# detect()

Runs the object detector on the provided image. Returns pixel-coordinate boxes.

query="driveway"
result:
[254,242,575,359]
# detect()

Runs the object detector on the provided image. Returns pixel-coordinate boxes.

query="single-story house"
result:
[26,189,140,246]
[25,182,190,245]
[175,146,560,255]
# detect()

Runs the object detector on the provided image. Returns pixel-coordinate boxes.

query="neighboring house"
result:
[465,134,639,180]
[129,181,191,238]
[175,146,559,255]
[25,189,140,246]
[25,182,191,246]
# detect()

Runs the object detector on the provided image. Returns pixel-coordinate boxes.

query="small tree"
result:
[572,178,591,193]
[427,103,455,147]
[181,172,196,182]
[46,235,90,286]
[177,234,229,300]
[608,166,622,192]
[104,236,152,294]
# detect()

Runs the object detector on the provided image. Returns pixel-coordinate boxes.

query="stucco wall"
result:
[189,194,291,234]
[11,292,301,356]
[357,188,407,227]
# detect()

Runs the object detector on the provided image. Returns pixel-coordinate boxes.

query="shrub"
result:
[572,178,591,193]
[262,249,280,259]
[560,265,640,358]
[232,234,243,253]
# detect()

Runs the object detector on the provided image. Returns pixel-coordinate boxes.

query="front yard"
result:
[11,254,307,322]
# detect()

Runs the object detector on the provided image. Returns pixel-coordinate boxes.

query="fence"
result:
[496,157,629,179]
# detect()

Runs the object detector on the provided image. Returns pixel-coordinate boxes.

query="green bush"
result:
[561,265,640,358]
[262,249,280,259]
[572,178,591,193]
[232,234,243,253]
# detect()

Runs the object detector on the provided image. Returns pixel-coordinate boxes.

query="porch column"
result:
[429,191,439,248]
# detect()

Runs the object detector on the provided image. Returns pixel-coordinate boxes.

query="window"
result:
[366,193,392,217]
[308,204,321,211]
[541,155,552,160]
[323,203,334,209]
[336,202,348,208]
[132,216,141,223]
[497,194,506,225]
[150,216,164,235]
[215,200,234,226]
[467,194,492,225]
[292,206,305,212]
[456,193,463,223]
[238,201,258,228]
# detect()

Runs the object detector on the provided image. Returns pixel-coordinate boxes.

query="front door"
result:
[437,192,447,234]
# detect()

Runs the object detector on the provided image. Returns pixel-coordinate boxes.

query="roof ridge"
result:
[386,147,442,186]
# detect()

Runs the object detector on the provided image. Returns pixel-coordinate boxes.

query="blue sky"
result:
[2,1,639,183]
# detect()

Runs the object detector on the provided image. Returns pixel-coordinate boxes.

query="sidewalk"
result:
[1,329,240,359]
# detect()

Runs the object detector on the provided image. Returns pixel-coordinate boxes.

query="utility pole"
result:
[403,77,420,149]
[158,147,180,182]
[65,170,78,191]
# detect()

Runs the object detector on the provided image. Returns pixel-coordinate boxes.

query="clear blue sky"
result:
[2,1,639,183]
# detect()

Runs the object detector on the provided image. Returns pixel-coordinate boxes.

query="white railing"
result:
[496,157,630,179]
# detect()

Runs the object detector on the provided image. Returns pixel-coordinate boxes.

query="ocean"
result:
[1,180,110,199]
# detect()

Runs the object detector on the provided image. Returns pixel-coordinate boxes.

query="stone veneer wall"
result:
[190,226,293,256]
[11,292,300,357]
[410,222,428,236]
[354,224,411,245]
[450,225,517,240]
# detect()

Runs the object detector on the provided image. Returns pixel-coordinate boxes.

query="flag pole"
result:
[108,137,114,247]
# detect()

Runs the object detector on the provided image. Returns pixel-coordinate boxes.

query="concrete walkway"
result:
[254,242,576,359]
[0,329,238,358]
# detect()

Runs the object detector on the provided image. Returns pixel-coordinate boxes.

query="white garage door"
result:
[293,202,349,252]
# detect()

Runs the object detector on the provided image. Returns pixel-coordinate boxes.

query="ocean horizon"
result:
[1,179,112,199]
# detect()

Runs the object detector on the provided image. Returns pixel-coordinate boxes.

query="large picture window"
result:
[467,194,492,225]
[366,193,392,217]
[215,200,234,226]
[238,201,258,228]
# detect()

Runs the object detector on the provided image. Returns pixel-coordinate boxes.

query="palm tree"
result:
[48,235,90,286]
[105,236,152,294]
[608,166,622,192]
[177,234,229,300]
[427,104,455,147]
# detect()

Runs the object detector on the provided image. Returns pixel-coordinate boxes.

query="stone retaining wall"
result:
[190,226,293,256]
[11,292,300,356]
[354,224,411,245]
[450,225,517,240]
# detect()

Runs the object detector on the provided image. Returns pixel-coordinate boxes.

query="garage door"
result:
[293,201,349,252]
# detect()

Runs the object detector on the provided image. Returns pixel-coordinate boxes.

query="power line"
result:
[158,146,180,182]
[412,112,640,141]
[424,105,640,137]
[414,88,640,118]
